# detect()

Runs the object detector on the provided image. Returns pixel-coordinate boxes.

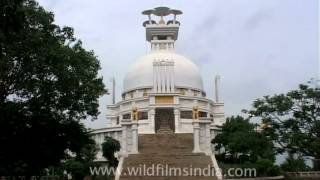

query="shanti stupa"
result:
[91,6,225,179]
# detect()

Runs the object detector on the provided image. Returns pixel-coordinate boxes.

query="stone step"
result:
[119,133,217,180]
[157,126,174,134]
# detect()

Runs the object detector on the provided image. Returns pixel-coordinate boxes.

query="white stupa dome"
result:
[123,51,204,93]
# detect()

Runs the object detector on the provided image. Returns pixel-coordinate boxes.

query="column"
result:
[131,121,139,153]
[211,130,216,154]
[149,109,155,133]
[192,120,201,153]
[215,75,221,103]
[174,108,180,133]
[153,61,157,92]
[170,61,175,93]
[161,62,165,93]
[165,62,170,93]
[198,119,212,155]
[157,60,161,93]
[205,122,212,155]
[121,123,127,153]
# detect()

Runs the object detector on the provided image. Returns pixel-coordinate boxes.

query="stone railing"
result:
[120,119,138,155]
[192,118,223,180]
[91,120,139,162]
[91,127,122,161]
[192,118,212,154]
[115,120,139,180]
[285,171,320,178]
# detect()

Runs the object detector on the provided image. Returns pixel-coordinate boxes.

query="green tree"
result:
[213,116,275,163]
[253,158,281,177]
[280,154,310,172]
[102,136,120,168]
[245,84,320,170]
[62,139,97,180]
[0,0,106,176]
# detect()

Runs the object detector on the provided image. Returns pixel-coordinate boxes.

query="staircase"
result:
[119,134,217,180]
[157,118,173,134]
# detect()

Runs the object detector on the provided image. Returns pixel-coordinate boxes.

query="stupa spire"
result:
[142,7,182,51]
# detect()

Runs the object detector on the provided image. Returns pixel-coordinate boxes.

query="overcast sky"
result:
[38,0,318,129]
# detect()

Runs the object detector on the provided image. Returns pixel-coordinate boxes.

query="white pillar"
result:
[215,75,221,102]
[211,130,216,154]
[205,122,212,154]
[170,61,175,93]
[157,60,161,93]
[192,121,201,153]
[153,61,157,92]
[149,109,155,133]
[174,108,180,133]
[121,123,127,153]
[165,62,170,93]
[121,119,139,154]
[161,62,165,93]
[131,121,139,153]
[111,77,116,104]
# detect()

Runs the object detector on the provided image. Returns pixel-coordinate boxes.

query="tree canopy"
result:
[102,136,121,168]
[62,139,97,180]
[0,0,106,176]
[280,154,310,172]
[244,84,320,170]
[213,116,279,176]
[213,116,275,163]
